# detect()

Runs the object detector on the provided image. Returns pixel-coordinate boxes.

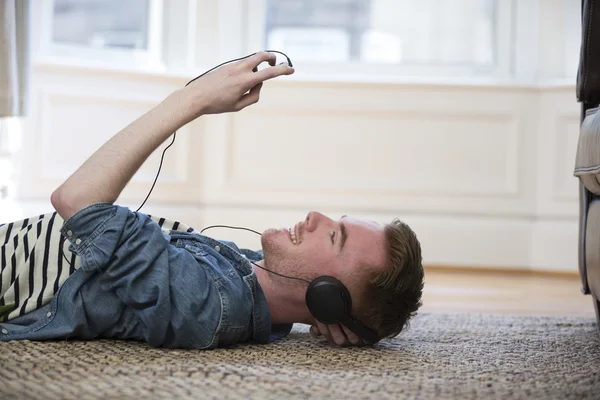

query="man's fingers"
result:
[252,64,294,84]
[316,321,335,345]
[244,51,277,70]
[310,325,321,337]
[234,82,263,111]
[312,322,364,347]
[341,324,362,345]
[249,81,263,94]
[328,324,348,346]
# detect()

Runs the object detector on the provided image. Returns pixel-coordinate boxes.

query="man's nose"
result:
[305,211,329,232]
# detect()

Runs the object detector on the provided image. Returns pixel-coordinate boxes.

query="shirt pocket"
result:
[183,244,239,281]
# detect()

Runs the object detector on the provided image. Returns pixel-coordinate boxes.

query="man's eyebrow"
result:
[340,221,347,251]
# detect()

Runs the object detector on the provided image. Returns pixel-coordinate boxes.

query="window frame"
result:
[243,0,516,80]
[38,0,166,71]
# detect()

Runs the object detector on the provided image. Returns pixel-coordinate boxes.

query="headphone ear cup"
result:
[305,276,352,324]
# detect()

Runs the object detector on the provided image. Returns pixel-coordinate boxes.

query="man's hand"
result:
[310,321,366,347]
[183,51,294,118]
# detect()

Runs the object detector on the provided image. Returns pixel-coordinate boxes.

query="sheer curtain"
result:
[0,0,30,117]
[0,0,30,212]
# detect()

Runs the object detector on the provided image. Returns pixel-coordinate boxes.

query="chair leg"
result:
[594,297,600,329]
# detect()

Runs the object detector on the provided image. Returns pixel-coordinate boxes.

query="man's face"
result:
[261,211,389,297]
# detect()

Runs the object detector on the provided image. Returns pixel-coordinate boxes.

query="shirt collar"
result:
[170,231,288,343]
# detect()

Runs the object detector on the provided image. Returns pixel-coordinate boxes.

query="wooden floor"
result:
[420,267,598,319]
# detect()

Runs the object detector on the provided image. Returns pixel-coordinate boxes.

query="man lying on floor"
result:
[0,52,424,349]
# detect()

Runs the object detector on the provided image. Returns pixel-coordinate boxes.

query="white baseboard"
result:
[530,219,579,272]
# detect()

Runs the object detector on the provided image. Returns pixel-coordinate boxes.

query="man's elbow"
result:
[51,187,77,221]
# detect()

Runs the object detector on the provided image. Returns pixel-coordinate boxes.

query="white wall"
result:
[2,0,583,273]
[7,61,580,273]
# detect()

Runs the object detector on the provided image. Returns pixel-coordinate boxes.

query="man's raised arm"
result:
[51,52,294,221]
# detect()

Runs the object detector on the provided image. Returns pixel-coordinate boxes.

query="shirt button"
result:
[214,245,221,252]
[67,230,73,237]
[1,328,8,334]
[75,238,82,245]
[46,312,52,318]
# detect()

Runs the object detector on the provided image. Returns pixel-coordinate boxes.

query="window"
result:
[41,0,164,69]
[266,0,496,66]
[248,0,513,78]
[52,0,151,51]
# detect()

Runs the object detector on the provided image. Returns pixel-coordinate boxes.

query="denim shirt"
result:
[0,203,292,348]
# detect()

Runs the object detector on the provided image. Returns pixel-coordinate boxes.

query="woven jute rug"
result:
[1,312,599,399]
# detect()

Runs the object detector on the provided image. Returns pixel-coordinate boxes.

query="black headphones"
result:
[306,276,379,343]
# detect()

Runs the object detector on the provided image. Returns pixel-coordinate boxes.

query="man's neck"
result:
[253,260,315,326]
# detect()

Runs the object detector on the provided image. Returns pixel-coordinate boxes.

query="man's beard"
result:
[261,231,315,290]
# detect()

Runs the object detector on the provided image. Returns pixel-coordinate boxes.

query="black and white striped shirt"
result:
[0,211,196,322]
